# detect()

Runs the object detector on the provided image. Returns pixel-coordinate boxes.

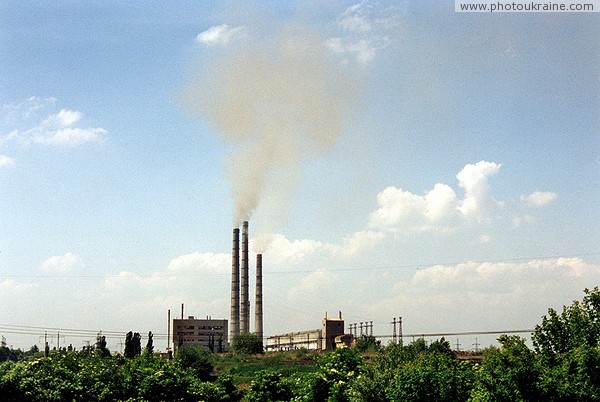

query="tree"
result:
[246,371,293,402]
[533,287,600,360]
[133,332,142,356]
[124,331,142,358]
[296,347,364,401]
[175,345,214,381]
[231,333,263,355]
[470,335,542,401]
[145,331,154,355]
[124,331,134,358]
[353,335,382,353]
[386,350,475,402]
[95,333,111,357]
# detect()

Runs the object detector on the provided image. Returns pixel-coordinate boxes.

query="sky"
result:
[0,1,598,352]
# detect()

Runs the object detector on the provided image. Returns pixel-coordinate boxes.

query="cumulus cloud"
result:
[258,234,329,268]
[288,268,335,300]
[40,253,83,273]
[368,257,600,333]
[0,154,15,167]
[456,160,502,221]
[521,191,557,207]
[335,230,386,257]
[369,161,508,233]
[196,24,246,46]
[100,252,232,301]
[2,105,107,147]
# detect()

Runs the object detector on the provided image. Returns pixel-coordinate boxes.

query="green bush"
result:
[470,335,542,401]
[353,335,382,353]
[231,333,263,355]
[175,344,214,381]
[386,351,475,402]
[293,347,363,401]
[246,371,293,402]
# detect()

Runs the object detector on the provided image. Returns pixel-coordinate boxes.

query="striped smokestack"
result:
[240,221,249,333]
[255,253,263,344]
[230,227,240,340]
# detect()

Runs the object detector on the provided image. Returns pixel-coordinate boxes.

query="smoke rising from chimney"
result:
[183,23,359,243]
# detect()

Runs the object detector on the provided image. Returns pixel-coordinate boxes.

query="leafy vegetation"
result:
[0,287,598,401]
[231,332,264,355]
[175,344,214,381]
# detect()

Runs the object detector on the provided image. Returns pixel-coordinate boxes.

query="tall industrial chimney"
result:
[230,227,240,340]
[240,221,249,333]
[255,253,263,344]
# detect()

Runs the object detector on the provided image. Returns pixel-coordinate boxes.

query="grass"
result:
[211,349,320,386]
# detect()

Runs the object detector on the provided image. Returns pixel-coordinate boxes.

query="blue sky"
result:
[1,1,598,351]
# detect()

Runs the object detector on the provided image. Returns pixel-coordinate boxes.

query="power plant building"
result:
[173,316,228,353]
[265,313,350,352]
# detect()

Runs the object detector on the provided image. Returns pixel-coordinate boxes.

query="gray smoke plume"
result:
[183,24,359,248]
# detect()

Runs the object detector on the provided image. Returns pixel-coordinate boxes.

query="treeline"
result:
[0,287,598,401]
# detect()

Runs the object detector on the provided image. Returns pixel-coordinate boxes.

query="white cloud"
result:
[167,252,230,274]
[368,186,427,231]
[335,230,386,257]
[260,234,328,268]
[326,38,377,65]
[425,183,459,222]
[101,252,231,298]
[328,1,399,65]
[196,24,246,46]
[288,268,335,300]
[0,154,15,167]
[1,97,57,125]
[44,109,82,127]
[40,253,83,273]
[369,161,507,233]
[521,191,557,207]
[1,279,39,296]
[368,258,600,333]
[456,160,502,221]
[2,107,107,147]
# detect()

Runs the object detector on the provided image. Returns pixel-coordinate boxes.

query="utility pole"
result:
[359,322,363,336]
[398,317,403,346]
[392,318,397,343]
[473,338,480,353]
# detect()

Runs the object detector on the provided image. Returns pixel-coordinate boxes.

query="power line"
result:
[377,329,534,339]
[0,324,168,341]
[1,322,535,343]
[1,252,597,279]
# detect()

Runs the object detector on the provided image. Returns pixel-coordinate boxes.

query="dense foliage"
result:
[231,332,264,355]
[0,287,598,401]
[175,345,214,381]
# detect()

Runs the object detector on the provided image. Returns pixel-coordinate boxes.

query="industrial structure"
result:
[230,221,264,346]
[165,221,358,355]
[265,312,352,352]
[172,316,228,353]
